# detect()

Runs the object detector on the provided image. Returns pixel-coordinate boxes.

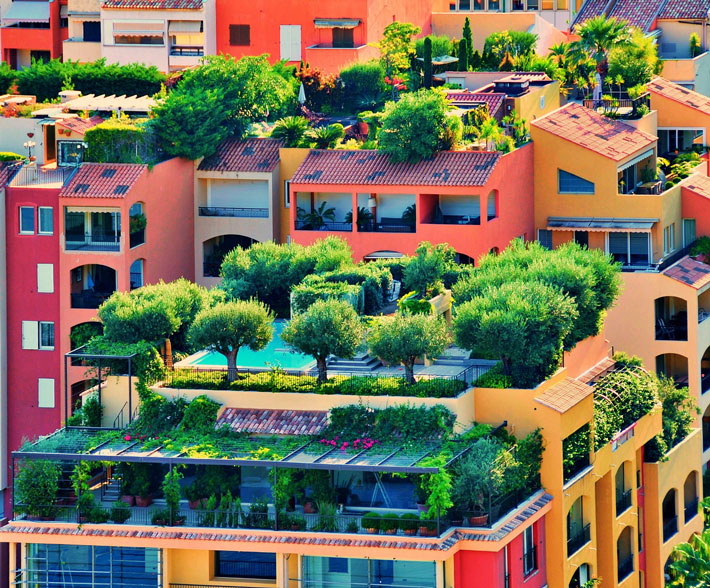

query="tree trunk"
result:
[316,357,328,384]
[501,356,512,378]
[405,360,416,385]
[226,350,239,383]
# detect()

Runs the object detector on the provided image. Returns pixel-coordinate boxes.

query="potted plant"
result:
[452,439,501,527]
[133,464,154,507]
[151,509,171,526]
[87,507,110,524]
[361,512,380,534]
[184,480,207,510]
[15,459,60,521]
[110,501,132,524]
[72,463,95,523]
[117,463,136,506]
[289,513,307,531]
[419,513,437,537]
[313,501,338,532]
[296,201,336,230]
[162,468,183,525]
[198,495,217,527]
[381,513,399,535]
[399,513,420,536]
[129,213,147,234]
[412,476,428,512]
[357,111,371,136]
[344,207,374,231]
[346,520,359,534]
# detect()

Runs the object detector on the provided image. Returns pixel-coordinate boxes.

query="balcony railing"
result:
[169,46,204,56]
[129,229,145,248]
[523,545,537,577]
[655,320,688,341]
[65,234,120,252]
[617,554,634,583]
[71,290,114,309]
[358,221,415,233]
[567,523,591,557]
[663,516,678,542]
[199,207,269,218]
[295,221,352,232]
[10,165,74,187]
[616,489,632,516]
[423,215,481,226]
[685,498,699,523]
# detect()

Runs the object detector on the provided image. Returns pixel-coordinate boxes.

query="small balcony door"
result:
[280,25,301,61]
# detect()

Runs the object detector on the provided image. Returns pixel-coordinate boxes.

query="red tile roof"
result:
[647,76,710,115]
[60,163,146,198]
[573,0,611,26]
[198,137,283,173]
[291,150,501,187]
[216,408,328,436]
[103,0,202,8]
[535,378,593,413]
[0,161,22,189]
[446,91,506,120]
[683,173,710,199]
[55,116,104,136]
[659,0,710,19]
[531,102,657,161]
[663,256,710,289]
[577,357,617,385]
[608,0,666,30]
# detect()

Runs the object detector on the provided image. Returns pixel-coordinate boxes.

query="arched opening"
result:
[663,489,678,541]
[566,496,590,557]
[129,202,146,248]
[130,259,144,290]
[655,353,689,388]
[69,321,103,350]
[70,265,117,309]
[655,296,688,341]
[704,405,710,452]
[489,247,499,256]
[617,526,634,582]
[487,190,497,221]
[203,235,256,277]
[701,344,710,394]
[684,471,699,523]
[71,379,97,410]
[568,563,590,588]
[615,461,632,516]
[454,252,475,265]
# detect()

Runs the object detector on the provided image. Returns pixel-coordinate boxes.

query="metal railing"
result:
[9,166,75,187]
[216,559,275,579]
[358,222,416,233]
[616,489,632,516]
[65,234,121,251]
[663,516,678,542]
[199,206,269,218]
[170,46,204,56]
[685,498,699,523]
[617,554,634,583]
[295,221,352,232]
[567,523,591,557]
[129,229,145,248]
[523,545,537,576]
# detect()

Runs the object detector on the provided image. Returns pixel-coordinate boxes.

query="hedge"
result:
[321,265,392,314]
[0,63,15,94]
[290,276,364,314]
[0,152,24,162]
[84,118,162,164]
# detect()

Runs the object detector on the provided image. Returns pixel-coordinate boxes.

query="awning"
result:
[618,149,654,173]
[547,217,658,232]
[168,20,202,33]
[3,1,50,23]
[314,18,360,29]
[113,20,163,31]
[364,251,404,259]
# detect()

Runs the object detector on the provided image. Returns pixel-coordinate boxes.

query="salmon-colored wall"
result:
[649,90,710,134]
[1,0,66,61]
[290,144,534,262]
[216,0,434,73]
[682,185,710,238]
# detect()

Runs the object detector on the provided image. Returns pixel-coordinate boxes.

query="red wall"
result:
[215,0,433,72]
[682,186,710,239]
[290,144,535,262]
[4,186,62,515]
[1,0,66,62]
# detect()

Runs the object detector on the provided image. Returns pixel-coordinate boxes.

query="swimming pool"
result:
[185,320,314,371]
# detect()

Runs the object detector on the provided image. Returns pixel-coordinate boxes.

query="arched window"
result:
[130,259,144,290]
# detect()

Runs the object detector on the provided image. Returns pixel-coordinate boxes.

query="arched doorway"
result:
[655,296,688,341]
[701,344,710,394]
[567,496,590,557]
[130,259,144,290]
[615,461,632,516]
[684,471,699,524]
[655,353,689,388]
[569,563,590,588]
[617,526,634,582]
[70,265,117,309]
[202,235,256,277]
[663,489,678,541]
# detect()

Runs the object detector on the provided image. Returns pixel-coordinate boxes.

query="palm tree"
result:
[668,528,710,587]
[548,41,571,68]
[573,15,631,87]
[296,201,336,230]
[345,207,374,230]
[306,123,345,149]
[476,118,502,151]
[270,116,309,147]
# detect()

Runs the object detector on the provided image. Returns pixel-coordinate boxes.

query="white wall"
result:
[375,193,415,221]
[439,194,481,217]
[313,192,351,221]
[0,118,47,164]
[208,179,269,209]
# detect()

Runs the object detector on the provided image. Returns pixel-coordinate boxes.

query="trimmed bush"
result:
[321,264,392,315]
[0,152,24,161]
[0,63,15,94]
[361,512,381,531]
[84,118,161,164]
[339,61,386,110]
[291,276,364,314]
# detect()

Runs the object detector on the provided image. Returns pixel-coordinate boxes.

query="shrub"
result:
[380,513,400,532]
[398,292,434,315]
[15,58,66,101]
[403,242,455,297]
[15,459,61,519]
[84,118,161,164]
[362,512,381,531]
[295,65,344,112]
[399,513,420,532]
[0,63,16,94]
[291,276,364,314]
[691,236,710,260]
[0,152,24,161]
[415,35,453,59]
[473,364,512,389]
[110,502,132,524]
[644,377,697,462]
[180,395,221,433]
[563,424,591,480]
[88,507,110,524]
[339,61,386,110]
[321,265,392,315]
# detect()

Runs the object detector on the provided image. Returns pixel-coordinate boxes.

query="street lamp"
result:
[23,132,36,161]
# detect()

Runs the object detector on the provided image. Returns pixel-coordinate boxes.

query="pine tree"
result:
[423,37,433,89]
[458,38,469,72]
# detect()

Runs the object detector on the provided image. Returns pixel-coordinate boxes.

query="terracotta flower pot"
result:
[303,501,316,514]
[468,514,488,526]
[189,498,206,510]
[365,527,379,534]
[120,495,135,506]
[358,121,369,136]
[135,495,153,507]
[419,526,437,537]
[384,529,398,535]
[403,528,418,536]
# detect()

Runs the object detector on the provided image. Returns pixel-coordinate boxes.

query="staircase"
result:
[326,351,384,374]
[431,346,472,367]
[102,475,121,502]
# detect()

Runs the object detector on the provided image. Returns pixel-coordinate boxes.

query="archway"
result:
[684,471,699,524]
[701,344,710,394]
[129,201,145,248]
[567,496,590,557]
[655,296,688,341]
[202,235,256,277]
[663,489,678,541]
[70,265,117,309]
[568,563,590,588]
[130,259,144,290]
[655,353,689,388]
[616,526,634,583]
[615,461,632,516]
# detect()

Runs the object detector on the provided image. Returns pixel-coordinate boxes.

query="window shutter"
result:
[38,378,55,408]
[229,24,249,46]
[22,321,39,350]
[37,264,54,293]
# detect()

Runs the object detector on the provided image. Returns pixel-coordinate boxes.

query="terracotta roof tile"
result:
[291,150,500,187]
[663,256,710,289]
[573,0,611,26]
[0,161,22,189]
[682,173,710,199]
[659,0,710,19]
[216,408,328,436]
[447,91,506,120]
[60,163,146,198]
[55,116,104,136]
[198,137,283,173]
[577,357,617,384]
[608,0,666,29]
[531,102,657,161]
[535,378,593,413]
[103,0,202,8]
[647,76,710,115]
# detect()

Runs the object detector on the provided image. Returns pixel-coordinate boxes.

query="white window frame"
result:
[19,206,35,234]
[280,24,301,62]
[37,263,54,293]
[284,180,291,208]
[523,525,537,576]
[38,206,53,235]
[605,232,652,266]
[657,127,706,152]
[38,378,55,408]
[39,321,55,350]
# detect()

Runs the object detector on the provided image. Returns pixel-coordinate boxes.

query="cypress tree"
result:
[423,37,433,89]
[462,17,474,65]
[458,38,469,72]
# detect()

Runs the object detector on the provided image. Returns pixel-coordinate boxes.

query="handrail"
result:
[113,402,128,429]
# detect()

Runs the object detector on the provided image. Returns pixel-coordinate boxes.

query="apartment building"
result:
[0,0,67,68]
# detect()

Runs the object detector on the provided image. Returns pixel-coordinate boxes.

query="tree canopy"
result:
[403,242,455,297]
[377,21,421,74]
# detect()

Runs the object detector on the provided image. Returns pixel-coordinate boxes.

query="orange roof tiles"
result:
[535,377,593,413]
[608,0,666,30]
[55,116,104,136]
[446,91,506,120]
[573,0,610,26]
[531,102,657,161]
[683,173,710,199]
[291,150,500,187]
[659,0,710,19]
[216,408,328,436]
[663,256,710,289]
[577,357,617,385]
[60,163,146,198]
[0,161,21,189]
[103,0,202,8]
[647,77,710,116]
[198,137,283,173]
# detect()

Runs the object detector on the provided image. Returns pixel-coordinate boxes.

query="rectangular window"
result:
[22,320,39,350]
[215,551,277,580]
[19,206,34,234]
[303,557,436,588]
[537,229,552,250]
[229,24,250,46]
[558,169,595,194]
[328,558,348,573]
[37,264,54,293]
[38,378,55,408]
[39,322,54,350]
[83,20,101,42]
[609,232,650,267]
[332,27,354,48]
[523,525,537,576]
[683,218,697,247]
[663,224,675,255]
[284,180,291,208]
[112,21,164,46]
[38,207,53,235]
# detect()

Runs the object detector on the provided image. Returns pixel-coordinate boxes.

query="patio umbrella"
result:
[298,82,306,105]
[593,72,602,104]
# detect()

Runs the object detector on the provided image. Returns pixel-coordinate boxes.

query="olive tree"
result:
[367,313,450,384]
[403,241,455,297]
[188,300,273,382]
[281,299,363,383]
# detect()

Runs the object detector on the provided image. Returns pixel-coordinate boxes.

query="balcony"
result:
[617,555,634,583]
[567,523,591,557]
[616,489,632,516]
[358,220,414,233]
[685,498,699,523]
[65,209,121,252]
[199,207,269,218]
[65,234,121,252]
[169,45,204,56]
[295,220,352,232]
[663,516,678,542]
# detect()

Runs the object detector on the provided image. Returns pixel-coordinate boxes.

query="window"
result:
[332,27,354,48]
[558,170,595,194]
[19,206,34,234]
[58,141,86,166]
[537,229,552,250]
[130,259,144,290]
[111,21,164,45]
[39,322,55,350]
[523,525,537,576]
[664,224,676,255]
[229,24,250,46]
[83,20,101,42]
[38,378,55,408]
[38,207,53,234]
[22,321,39,350]
[284,180,291,208]
[215,552,277,580]
[328,558,348,573]
[37,264,54,293]
[574,231,588,248]
[609,232,650,267]
[683,219,696,247]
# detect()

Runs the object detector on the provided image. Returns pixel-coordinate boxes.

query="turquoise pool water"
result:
[188,320,313,370]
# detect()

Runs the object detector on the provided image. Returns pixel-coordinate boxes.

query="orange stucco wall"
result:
[649,91,710,135]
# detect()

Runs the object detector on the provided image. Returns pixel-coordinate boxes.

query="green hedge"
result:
[321,265,392,314]
[0,152,24,161]
[84,118,161,164]
[291,276,364,314]
[166,370,467,398]
[0,63,15,94]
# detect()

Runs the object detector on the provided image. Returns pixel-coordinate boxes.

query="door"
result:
[280,25,301,61]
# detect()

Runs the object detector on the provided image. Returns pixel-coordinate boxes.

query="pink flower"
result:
[330,440,336,446]
[155,436,159,440]
[124,435,131,441]
[342,442,349,448]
